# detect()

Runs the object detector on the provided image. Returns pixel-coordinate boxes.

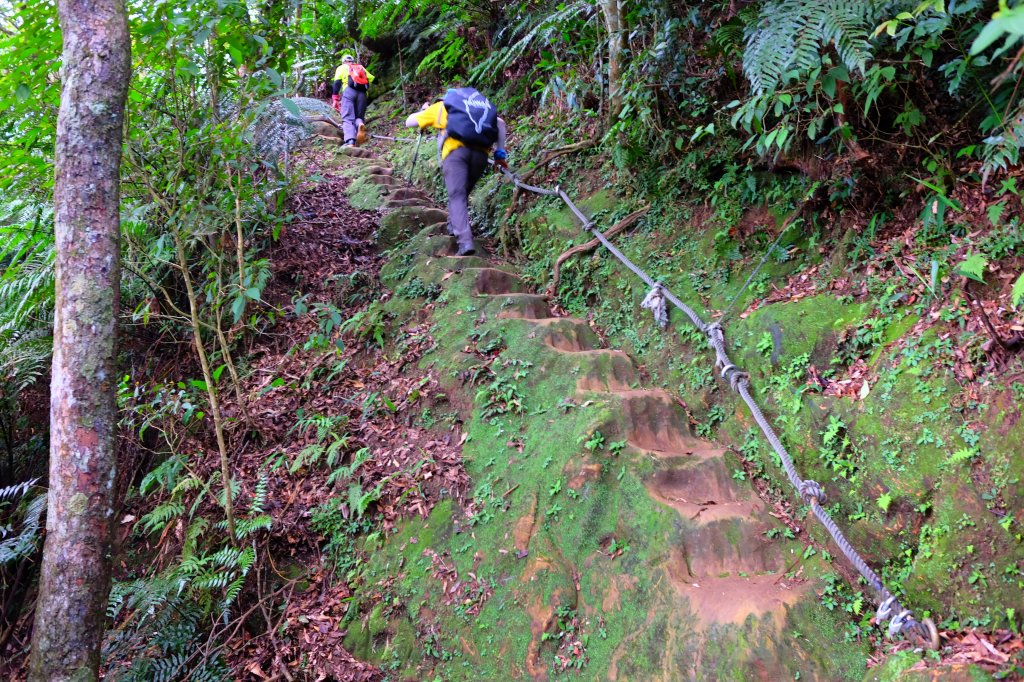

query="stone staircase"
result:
[336,142,839,681]
[461,268,809,630]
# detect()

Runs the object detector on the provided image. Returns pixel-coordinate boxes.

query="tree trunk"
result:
[600,0,625,124]
[346,0,360,41]
[28,0,130,678]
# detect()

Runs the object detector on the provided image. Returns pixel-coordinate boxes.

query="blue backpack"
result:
[442,87,499,148]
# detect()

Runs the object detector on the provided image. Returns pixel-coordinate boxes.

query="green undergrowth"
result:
[416,107,1024,651]
[332,160,870,679]
[537,185,1024,643]
[338,88,1022,676]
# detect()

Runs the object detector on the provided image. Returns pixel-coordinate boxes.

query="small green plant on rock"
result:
[818,414,859,479]
[579,430,605,452]
[819,573,870,643]
[695,404,726,438]
[476,375,525,419]
[832,316,886,368]
[395,276,442,301]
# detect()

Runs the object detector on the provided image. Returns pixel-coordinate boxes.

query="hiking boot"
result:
[342,139,355,147]
[456,242,477,257]
[356,124,367,145]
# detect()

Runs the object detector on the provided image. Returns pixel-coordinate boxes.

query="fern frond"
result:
[140,500,186,534]
[743,0,895,95]
[468,2,593,83]
[0,483,45,565]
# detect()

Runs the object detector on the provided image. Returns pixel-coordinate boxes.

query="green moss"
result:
[346,174,386,210]
[732,295,871,370]
[335,178,862,679]
[378,206,448,248]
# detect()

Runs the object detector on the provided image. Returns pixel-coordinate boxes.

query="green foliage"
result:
[395,276,443,300]
[1012,273,1024,309]
[297,299,347,353]
[833,317,887,367]
[956,252,989,283]
[476,374,526,419]
[0,201,55,479]
[469,2,595,95]
[282,412,350,474]
[743,0,887,96]
[0,1,62,199]
[819,414,859,479]
[104,453,272,678]
[310,495,375,575]
[361,0,495,79]
[339,306,390,349]
[0,478,44,566]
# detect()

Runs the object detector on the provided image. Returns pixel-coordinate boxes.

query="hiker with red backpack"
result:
[332,54,375,146]
[405,87,508,256]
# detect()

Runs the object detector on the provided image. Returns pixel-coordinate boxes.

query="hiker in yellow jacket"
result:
[332,54,375,145]
[405,90,507,256]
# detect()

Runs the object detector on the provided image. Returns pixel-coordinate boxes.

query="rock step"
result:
[365,165,393,176]
[367,174,404,187]
[468,268,531,296]
[574,350,639,392]
[681,516,786,577]
[664,553,808,627]
[394,208,448,229]
[431,239,473,260]
[646,455,763,524]
[387,187,429,201]
[385,198,433,209]
[486,294,552,320]
[432,254,491,268]
[613,390,721,458]
[527,317,601,352]
[339,147,378,159]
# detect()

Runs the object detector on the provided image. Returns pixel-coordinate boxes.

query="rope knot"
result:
[728,369,750,390]
[875,595,897,622]
[641,285,668,329]
[887,609,913,639]
[715,362,749,392]
[799,479,825,505]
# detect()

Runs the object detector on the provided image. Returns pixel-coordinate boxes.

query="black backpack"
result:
[442,87,498,148]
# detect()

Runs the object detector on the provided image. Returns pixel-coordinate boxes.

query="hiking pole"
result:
[407,131,424,184]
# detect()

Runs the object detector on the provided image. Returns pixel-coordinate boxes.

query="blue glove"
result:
[494,149,508,161]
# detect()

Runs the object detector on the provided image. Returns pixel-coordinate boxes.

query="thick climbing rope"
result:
[718,218,795,324]
[717,184,819,324]
[493,164,941,650]
[366,135,939,648]
[371,133,416,142]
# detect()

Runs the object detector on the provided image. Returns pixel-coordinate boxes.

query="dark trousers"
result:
[442,146,489,251]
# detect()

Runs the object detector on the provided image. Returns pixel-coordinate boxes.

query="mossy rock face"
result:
[379,206,449,248]
[732,295,870,371]
[340,154,866,680]
[336,94,1024,680]
[346,173,387,210]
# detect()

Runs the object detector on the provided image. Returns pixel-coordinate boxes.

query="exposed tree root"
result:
[304,115,341,129]
[549,204,650,294]
[500,139,597,255]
